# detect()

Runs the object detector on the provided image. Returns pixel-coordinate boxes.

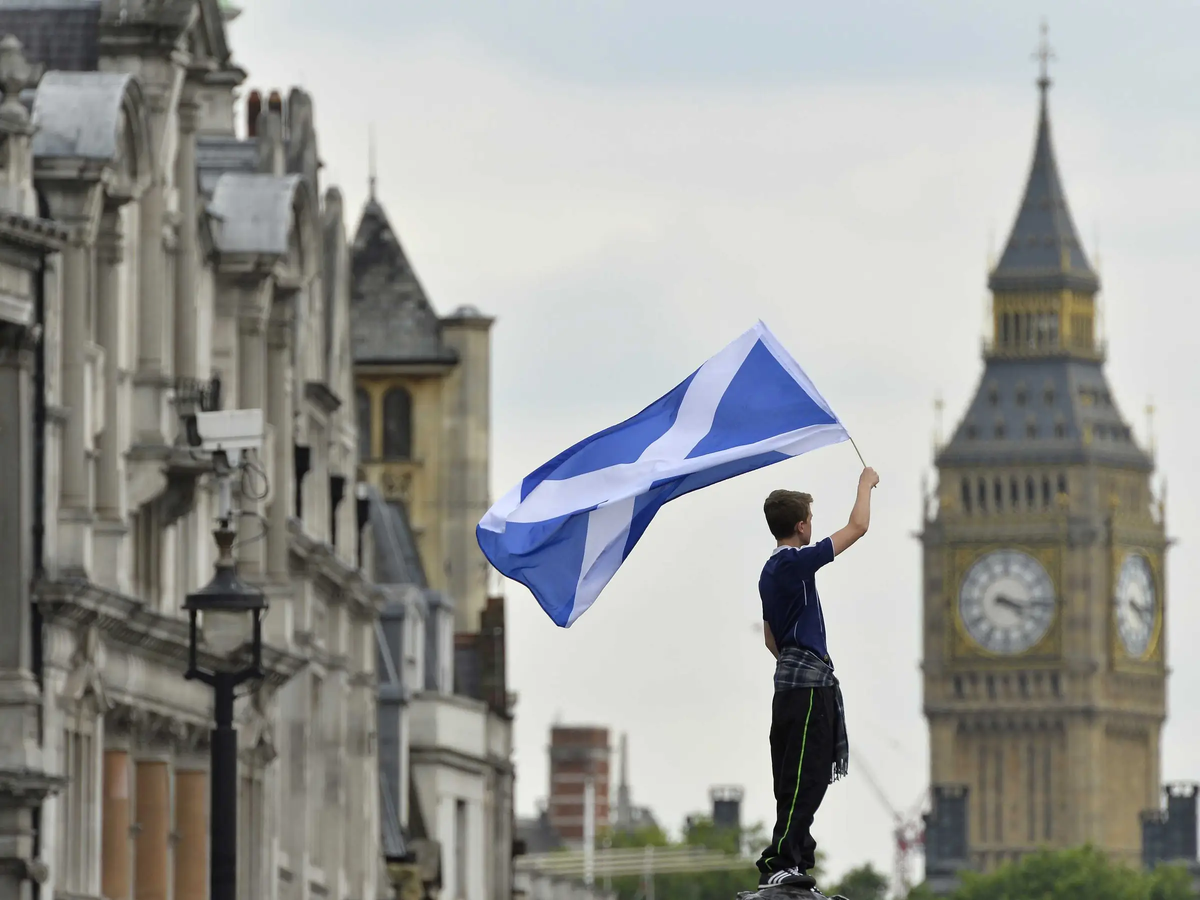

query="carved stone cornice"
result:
[96,209,125,266]
[34,577,307,689]
[287,517,384,619]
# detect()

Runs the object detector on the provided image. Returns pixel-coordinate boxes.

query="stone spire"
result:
[988,24,1099,295]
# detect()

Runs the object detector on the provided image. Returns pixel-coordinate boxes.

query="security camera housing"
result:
[193,409,265,453]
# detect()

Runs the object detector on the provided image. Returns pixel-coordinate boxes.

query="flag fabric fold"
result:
[477,321,850,627]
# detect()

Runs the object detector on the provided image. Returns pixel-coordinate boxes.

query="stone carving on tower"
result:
[921,36,1167,873]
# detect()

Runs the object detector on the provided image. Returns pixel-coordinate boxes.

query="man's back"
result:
[760,537,835,661]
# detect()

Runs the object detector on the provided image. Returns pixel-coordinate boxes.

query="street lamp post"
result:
[183,512,266,900]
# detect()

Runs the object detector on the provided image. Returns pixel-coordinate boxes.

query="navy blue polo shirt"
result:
[760,537,836,662]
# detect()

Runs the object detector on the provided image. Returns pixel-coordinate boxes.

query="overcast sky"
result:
[233,1,1200,883]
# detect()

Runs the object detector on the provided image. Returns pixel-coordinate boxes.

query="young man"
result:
[756,466,879,890]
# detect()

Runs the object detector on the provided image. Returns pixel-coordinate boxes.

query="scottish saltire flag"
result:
[477,321,850,627]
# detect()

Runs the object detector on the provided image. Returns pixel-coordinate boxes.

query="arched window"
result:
[961,478,972,513]
[1026,477,1036,506]
[1057,474,1068,497]
[356,388,372,461]
[978,478,987,513]
[994,478,1003,509]
[382,387,413,459]
[1042,476,1052,507]
[1010,477,1019,508]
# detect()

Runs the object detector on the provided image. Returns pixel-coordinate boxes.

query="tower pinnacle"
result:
[1033,19,1055,97]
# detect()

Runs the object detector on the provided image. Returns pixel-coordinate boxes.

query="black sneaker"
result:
[759,867,817,888]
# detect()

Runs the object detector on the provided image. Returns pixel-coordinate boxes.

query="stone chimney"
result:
[246,89,261,137]
[256,90,286,175]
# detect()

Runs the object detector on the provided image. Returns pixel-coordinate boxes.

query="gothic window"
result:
[994,478,1003,509]
[961,478,972,513]
[382,387,413,459]
[356,388,372,461]
[966,423,978,440]
[1010,477,1019,508]
[994,421,1006,439]
[1048,313,1059,346]
[1057,474,1068,497]
[1042,477,1052,507]
[1044,386,1056,406]
[1016,385,1027,406]
[987,383,999,406]
[1026,420,1038,439]
[1001,313,1012,346]
[1026,477,1036,506]
[978,478,987,512]
[1054,419,1066,439]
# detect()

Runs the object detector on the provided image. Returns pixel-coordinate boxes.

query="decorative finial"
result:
[0,35,42,128]
[368,124,377,200]
[1033,19,1055,97]
[1146,398,1156,456]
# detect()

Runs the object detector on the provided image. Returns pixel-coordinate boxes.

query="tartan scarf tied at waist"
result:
[774,647,849,783]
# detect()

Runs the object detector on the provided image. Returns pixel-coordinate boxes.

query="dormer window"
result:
[987,384,1000,406]
[1015,385,1028,406]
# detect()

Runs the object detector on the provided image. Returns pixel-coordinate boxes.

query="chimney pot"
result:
[247,89,261,137]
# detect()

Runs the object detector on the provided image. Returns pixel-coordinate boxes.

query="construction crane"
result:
[850,748,927,899]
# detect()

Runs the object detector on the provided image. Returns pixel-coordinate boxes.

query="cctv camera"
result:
[192,409,265,453]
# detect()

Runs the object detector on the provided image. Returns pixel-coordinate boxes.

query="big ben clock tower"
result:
[921,42,1167,871]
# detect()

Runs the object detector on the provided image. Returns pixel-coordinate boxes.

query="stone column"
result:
[174,765,208,900]
[58,225,96,575]
[237,288,268,575]
[134,759,171,900]
[173,87,200,381]
[102,749,132,900]
[134,105,170,447]
[94,209,129,593]
[265,294,294,580]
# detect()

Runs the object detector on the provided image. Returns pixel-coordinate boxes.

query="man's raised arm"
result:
[831,466,879,556]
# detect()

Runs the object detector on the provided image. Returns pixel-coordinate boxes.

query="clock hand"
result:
[994,594,1027,612]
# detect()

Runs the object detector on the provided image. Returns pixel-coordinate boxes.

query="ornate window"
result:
[994,478,1003,509]
[1057,474,1068,497]
[382,387,413,460]
[961,478,972,513]
[1042,477,1052,507]
[1010,477,1019,508]
[1026,477,1036,506]
[356,388,372,461]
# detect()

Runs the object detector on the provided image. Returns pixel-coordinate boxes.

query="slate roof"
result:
[197,135,258,195]
[368,490,427,587]
[30,70,131,160]
[0,0,100,73]
[988,85,1099,294]
[207,172,300,255]
[937,357,1151,472]
[350,196,457,366]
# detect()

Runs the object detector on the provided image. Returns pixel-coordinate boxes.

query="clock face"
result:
[959,550,1056,655]
[1115,553,1156,658]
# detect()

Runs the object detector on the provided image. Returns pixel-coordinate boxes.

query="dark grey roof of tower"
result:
[988,85,1099,294]
[936,357,1151,472]
[0,0,101,73]
[350,196,457,366]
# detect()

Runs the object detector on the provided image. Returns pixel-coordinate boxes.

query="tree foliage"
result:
[828,863,889,900]
[908,846,1196,900]
[597,816,768,900]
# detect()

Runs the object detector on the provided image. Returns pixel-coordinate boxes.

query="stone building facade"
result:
[351,190,515,900]
[0,2,384,899]
[921,69,1167,871]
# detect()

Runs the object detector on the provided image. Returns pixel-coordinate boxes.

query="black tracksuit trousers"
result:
[756,684,839,875]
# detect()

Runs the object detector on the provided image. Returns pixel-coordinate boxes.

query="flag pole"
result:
[848,434,868,468]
